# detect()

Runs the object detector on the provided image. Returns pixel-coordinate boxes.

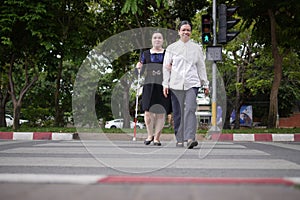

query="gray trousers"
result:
[171,87,199,143]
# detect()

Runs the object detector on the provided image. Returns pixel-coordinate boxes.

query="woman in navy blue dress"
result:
[136,31,172,146]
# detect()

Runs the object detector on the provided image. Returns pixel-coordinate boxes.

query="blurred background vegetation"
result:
[0,0,299,131]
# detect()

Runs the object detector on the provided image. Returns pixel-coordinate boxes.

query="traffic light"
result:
[201,14,212,45]
[218,4,240,44]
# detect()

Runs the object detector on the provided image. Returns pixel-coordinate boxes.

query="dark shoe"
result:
[187,140,198,149]
[176,142,184,147]
[144,136,154,145]
[153,141,161,146]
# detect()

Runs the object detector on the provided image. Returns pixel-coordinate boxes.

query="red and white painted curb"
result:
[211,133,300,142]
[0,132,75,140]
[0,132,299,141]
[0,174,299,186]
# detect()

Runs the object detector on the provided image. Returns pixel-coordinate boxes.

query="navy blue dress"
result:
[139,50,172,114]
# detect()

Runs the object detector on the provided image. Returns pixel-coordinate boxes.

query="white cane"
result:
[133,67,141,141]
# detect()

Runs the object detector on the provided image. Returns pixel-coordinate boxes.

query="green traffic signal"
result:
[202,33,211,44]
[204,35,209,42]
[202,14,212,45]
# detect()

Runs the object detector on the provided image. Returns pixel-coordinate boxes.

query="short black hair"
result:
[177,20,193,31]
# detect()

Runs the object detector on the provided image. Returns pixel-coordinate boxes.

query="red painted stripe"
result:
[294,134,300,142]
[254,134,272,141]
[33,132,52,140]
[0,132,13,140]
[98,176,294,186]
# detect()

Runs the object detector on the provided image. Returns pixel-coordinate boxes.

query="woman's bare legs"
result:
[144,111,154,142]
[154,113,165,144]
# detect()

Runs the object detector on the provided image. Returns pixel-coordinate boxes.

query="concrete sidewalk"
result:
[1,174,300,200]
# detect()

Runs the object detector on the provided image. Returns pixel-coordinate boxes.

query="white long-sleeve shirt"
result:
[162,39,209,90]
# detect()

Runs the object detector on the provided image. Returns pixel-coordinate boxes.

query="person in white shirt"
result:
[163,20,209,148]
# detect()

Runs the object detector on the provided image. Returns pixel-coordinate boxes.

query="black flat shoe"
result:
[153,141,161,146]
[144,136,154,145]
[187,140,198,149]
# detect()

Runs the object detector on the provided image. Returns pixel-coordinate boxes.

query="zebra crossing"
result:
[1,139,300,200]
[0,139,300,183]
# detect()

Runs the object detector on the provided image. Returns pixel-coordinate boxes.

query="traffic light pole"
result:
[212,0,217,46]
[208,0,221,135]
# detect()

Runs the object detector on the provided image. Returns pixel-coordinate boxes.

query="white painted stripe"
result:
[13,132,33,140]
[272,134,294,142]
[0,173,106,184]
[258,142,300,151]
[284,177,300,185]
[1,147,269,156]
[0,157,104,167]
[52,133,73,140]
[233,134,254,141]
[0,141,25,145]
[1,157,299,169]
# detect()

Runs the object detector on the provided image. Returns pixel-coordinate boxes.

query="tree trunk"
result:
[8,54,20,130]
[224,100,233,129]
[55,57,64,127]
[12,104,22,129]
[267,9,283,128]
[234,64,241,129]
[8,54,38,130]
[0,106,6,127]
[0,89,10,127]
[120,78,131,128]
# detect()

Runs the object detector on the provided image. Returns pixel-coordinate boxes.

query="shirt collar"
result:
[179,39,191,45]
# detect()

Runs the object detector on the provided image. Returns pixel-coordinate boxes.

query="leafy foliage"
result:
[0,0,299,130]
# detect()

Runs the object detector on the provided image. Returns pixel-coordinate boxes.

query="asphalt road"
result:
[0,139,300,200]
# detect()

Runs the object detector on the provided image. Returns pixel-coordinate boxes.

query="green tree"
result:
[235,0,300,127]
[39,0,100,126]
[0,0,101,128]
[217,21,265,128]
[122,0,210,29]
[0,0,46,129]
[278,51,300,117]
[0,65,10,127]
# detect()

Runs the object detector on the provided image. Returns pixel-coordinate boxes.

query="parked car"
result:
[104,118,144,129]
[5,114,29,127]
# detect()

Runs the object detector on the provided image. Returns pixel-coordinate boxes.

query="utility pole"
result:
[207,0,221,136]
[206,0,240,137]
